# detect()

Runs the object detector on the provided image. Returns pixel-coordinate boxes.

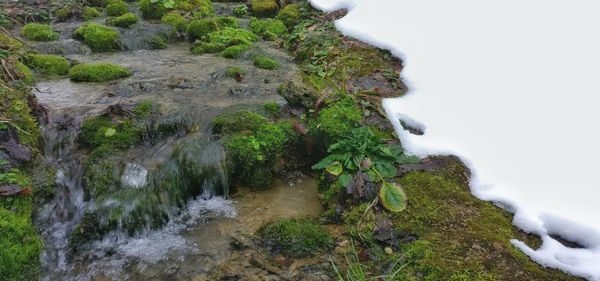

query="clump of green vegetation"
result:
[190,42,225,54]
[106,13,139,28]
[15,62,35,85]
[83,7,101,20]
[20,23,58,41]
[105,0,129,17]
[26,54,70,76]
[73,23,120,52]
[188,0,215,18]
[0,208,43,281]
[276,4,300,28]
[316,98,361,143]
[133,100,155,117]
[249,18,287,40]
[162,13,188,33]
[186,16,240,41]
[263,101,281,117]
[83,157,116,197]
[206,27,256,44]
[69,63,131,82]
[225,66,246,80]
[139,0,169,19]
[148,36,167,49]
[253,55,279,70]
[261,219,333,258]
[233,4,248,17]
[212,111,267,135]
[277,80,317,108]
[221,44,251,58]
[80,116,139,148]
[53,7,72,22]
[250,0,279,17]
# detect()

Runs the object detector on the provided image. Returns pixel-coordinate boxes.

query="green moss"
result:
[0,208,42,281]
[187,0,215,18]
[251,0,279,17]
[0,87,40,147]
[148,36,167,49]
[186,17,240,41]
[83,7,101,20]
[221,44,251,58]
[212,111,267,135]
[80,116,139,148]
[162,13,188,33]
[53,7,72,22]
[106,12,139,28]
[233,4,248,18]
[249,18,287,40]
[225,66,246,80]
[133,100,154,117]
[15,62,35,85]
[190,42,225,54]
[20,23,58,41]
[69,63,131,82]
[139,0,169,19]
[389,160,582,280]
[26,54,70,76]
[276,4,300,28]
[83,156,116,197]
[261,219,333,258]
[316,98,362,143]
[205,27,257,44]
[253,55,279,70]
[277,80,318,108]
[73,23,120,52]
[263,101,281,117]
[86,0,106,7]
[105,0,129,17]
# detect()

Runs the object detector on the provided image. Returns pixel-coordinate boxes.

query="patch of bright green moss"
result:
[20,23,58,41]
[133,100,155,117]
[250,18,287,40]
[191,42,225,54]
[73,23,120,52]
[105,0,129,17]
[0,208,43,281]
[253,55,279,70]
[316,98,362,143]
[26,54,70,76]
[83,7,101,20]
[0,87,40,147]
[148,36,168,49]
[139,0,168,19]
[186,16,240,41]
[79,116,139,148]
[15,62,35,85]
[233,4,248,18]
[276,4,300,28]
[162,13,188,33]
[250,0,279,17]
[106,13,139,28]
[206,27,257,44]
[212,111,267,135]
[261,219,333,258]
[221,44,251,59]
[263,101,281,117]
[69,63,131,82]
[225,66,246,80]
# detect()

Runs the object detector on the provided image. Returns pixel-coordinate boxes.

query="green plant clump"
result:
[162,13,188,33]
[0,208,43,281]
[80,116,139,148]
[316,98,362,143]
[253,55,279,70]
[233,4,248,17]
[249,18,287,40]
[276,4,300,28]
[263,101,281,117]
[148,36,168,49]
[221,44,251,59]
[69,63,132,82]
[225,66,246,80]
[250,0,279,17]
[186,16,240,41]
[105,0,129,17]
[73,23,120,52]
[139,0,169,19]
[20,23,58,41]
[53,7,72,22]
[212,111,267,135]
[107,13,139,28]
[261,219,333,258]
[83,7,101,20]
[26,54,70,76]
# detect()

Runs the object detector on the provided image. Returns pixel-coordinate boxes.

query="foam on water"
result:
[308,0,600,280]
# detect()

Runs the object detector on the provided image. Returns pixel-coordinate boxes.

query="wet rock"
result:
[0,140,32,162]
[230,233,252,250]
[30,39,91,55]
[278,81,318,109]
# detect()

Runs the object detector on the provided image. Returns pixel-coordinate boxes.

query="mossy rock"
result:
[253,55,279,70]
[277,80,317,108]
[69,63,131,82]
[191,42,226,54]
[276,4,300,28]
[26,54,70,76]
[221,44,251,59]
[316,98,362,144]
[186,17,240,42]
[162,13,188,33]
[250,0,279,17]
[0,208,43,281]
[83,7,101,20]
[148,36,168,49]
[225,66,246,80]
[73,23,120,52]
[260,219,333,258]
[212,111,267,135]
[106,13,139,28]
[79,116,139,148]
[249,18,287,40]
[105,0,129,17]
[20,23,58,41]
[139,0,169,19]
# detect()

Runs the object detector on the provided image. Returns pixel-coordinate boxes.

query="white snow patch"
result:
[309,0,600,280]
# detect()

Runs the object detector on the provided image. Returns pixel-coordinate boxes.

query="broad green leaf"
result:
[163,0,175,8]
[379,182,407,212]
[104,128,116,137]
[325,161,343,176]
[311,155,335,170]
[396,154,420,165]
[338,173,352,187]
[375,161,397,179]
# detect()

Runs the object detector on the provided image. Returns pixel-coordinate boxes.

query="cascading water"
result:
[35,112,85,277]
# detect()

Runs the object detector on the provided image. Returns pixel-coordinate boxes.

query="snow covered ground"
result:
[308,0,600,280]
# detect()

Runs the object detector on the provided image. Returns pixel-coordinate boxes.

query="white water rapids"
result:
[308,0,600,280]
